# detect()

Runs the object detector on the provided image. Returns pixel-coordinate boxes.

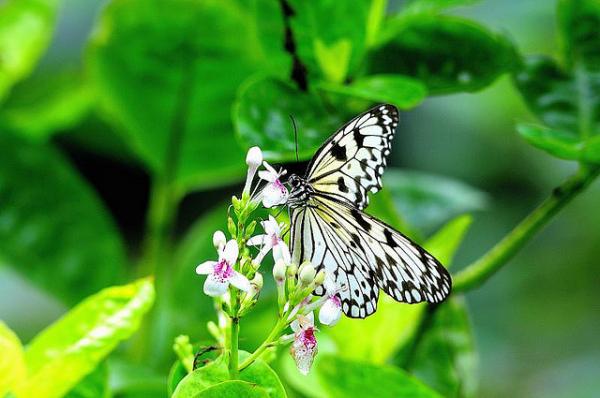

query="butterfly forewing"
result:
[305,104,398,210]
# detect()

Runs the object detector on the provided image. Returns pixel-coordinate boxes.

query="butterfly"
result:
[288,104,451,318]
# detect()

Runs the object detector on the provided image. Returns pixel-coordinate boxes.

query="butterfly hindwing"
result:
[290,195,452,318]
[305,104,399,210]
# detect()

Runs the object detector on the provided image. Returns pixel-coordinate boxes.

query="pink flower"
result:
[258,162,288,208]
[196,239,250,297]
[247,216,291,264]
[290,312,318,375]
[318,276,342,326]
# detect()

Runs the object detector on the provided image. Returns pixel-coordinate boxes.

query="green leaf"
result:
[517,123,583,160]
[582,134,600,163]
[197,381,269,398]
[0,70,94,141]
[371,15,516,94]
[173,352,285,398]
[402,0,480,14]
[317,355,442,398]
[87,0,291,193]
[406,297,478,398]
[424,215,473,267]
[383,169,487,236]
[234,76,344,162]
[0,321,26,397]
[557,0,600,69]
[107,358,165,398]
[0,0,61,102]
[64,362,110,398]
[328,213,472,364]
[14,278,154,398]
[168,361,188,397]
[0,133,127,304]
[318,74,427,110]
[287,0,371,83]
[513,56,582,133]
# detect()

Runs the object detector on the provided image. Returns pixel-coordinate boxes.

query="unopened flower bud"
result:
[244,147,263,194]
[251,272,264,291]
[273,259,287,284]
[212,230,226,251]
[287,264,298,277]
[227,217,237,237]
[314,270,326,286]
[299,263,316,285]
[246,146,263,167]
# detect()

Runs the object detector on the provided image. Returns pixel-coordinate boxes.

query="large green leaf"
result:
[64,362,110,398]
[370,15,516,94]
[317,355,441,398]
[327,214,472,364]
[88,0,291,193]
[513,56,581,133]
[516,123,583,161]
[0,0,61,102]
[558,0,600,70]
[402,0,480,14]
[234,76,344,162]
[405,297,477,398]
[14,278,154,398]
[0,71,94,141]
[383,169,487,236]
[286,0,371,83]
[513,1,600,154]
[172,352,285,398]
[0,321,26,397]
[0,133,126,304]
[318,74,427,110]
[196,381,269,398]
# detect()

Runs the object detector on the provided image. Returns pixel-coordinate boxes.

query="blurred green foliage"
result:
[1,0,599,397]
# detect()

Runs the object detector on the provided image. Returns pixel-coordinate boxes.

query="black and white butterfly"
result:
[288,104,451,319]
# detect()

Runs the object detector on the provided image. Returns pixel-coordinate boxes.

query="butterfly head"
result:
[287,174,311,208]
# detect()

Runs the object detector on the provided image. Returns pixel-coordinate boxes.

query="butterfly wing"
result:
[305,104,398,210]
[290,195,451,318]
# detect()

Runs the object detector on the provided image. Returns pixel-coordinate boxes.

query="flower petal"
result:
[229,271,251,292]
[196,261,216,275]
[262,215,280,235]
[221,240,239,264]
[247,234,268,247]
[204,274,230,297]
[258,170,276,182]
[262,182,288,208]
[273,241,291,264]
[319,297,342,326]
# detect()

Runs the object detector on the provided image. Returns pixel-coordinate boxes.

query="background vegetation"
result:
[1,0,599,397]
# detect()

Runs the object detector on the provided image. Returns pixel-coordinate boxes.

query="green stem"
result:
[238,318,287,372]
[132,57,196,363]
[453,165,600,292]
[229,316,240,379]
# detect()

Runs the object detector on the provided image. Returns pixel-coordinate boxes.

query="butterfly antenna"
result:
[289,114,299,162]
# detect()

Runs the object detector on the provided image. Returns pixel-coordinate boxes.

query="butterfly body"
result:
[288,104,452,319]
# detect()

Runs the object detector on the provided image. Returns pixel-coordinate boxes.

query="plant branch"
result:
[229,315,240,379]
[453,164,600,292]
[238,317,287,372]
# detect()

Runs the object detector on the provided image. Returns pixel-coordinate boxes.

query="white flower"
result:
[247,215,291,264]
[318,276,342,326]
[212,230,226,251]
[258,161,288,208]
[290,312,318,375]
[196,240,251,297]
[244,146,263,194]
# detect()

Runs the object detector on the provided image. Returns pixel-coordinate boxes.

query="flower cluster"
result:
[194,146,343,376]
